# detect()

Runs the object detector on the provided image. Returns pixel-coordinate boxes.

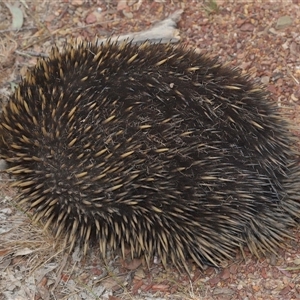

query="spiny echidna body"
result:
[1,41,300,271]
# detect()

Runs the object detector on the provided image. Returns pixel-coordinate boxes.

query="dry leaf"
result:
[5,4,24,30]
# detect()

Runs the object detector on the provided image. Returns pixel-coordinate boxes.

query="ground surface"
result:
[1,0,300,299]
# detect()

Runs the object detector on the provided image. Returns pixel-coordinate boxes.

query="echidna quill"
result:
[1,40,300,271]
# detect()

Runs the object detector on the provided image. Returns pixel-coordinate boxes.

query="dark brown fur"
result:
[1,41,300,271]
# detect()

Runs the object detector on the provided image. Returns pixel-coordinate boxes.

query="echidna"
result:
[1,40,300,271]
